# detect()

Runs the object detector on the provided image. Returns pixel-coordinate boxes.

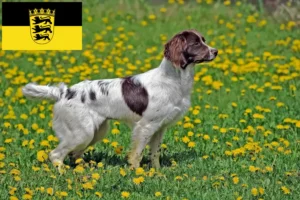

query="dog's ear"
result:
[164,33,188,68]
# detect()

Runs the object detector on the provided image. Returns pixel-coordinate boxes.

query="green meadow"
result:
[0,0,300,199]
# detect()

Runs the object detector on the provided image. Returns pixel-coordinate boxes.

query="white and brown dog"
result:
[22,29,218,170]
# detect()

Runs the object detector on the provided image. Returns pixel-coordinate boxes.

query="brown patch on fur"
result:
[121,77,149,116]
[164,32,187,68]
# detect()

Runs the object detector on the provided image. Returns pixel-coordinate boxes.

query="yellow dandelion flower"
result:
[203,135,210,140]
[0,162,5,168]
[95,192,103,198]
[253,113,264,119]
[135,167,144,175]
[148,14,156,20]
[10,169,21,176]
[60,191,68,197]
[31,123,39,130]
[247,15,256,23]
[37,150,48,162]
[92,173,100,180]
[0,153,5,161]
[276,102,285,107]
[102,138,110,144]
[187,131,194,136]
[233,176,239,184]
[82,182,94,190]
[182,136,190,143]
[111,141,118,148]
[120,168,127,177]
[121,191,130,198]
[22,194,32,200]
[32,166,40,172]
[251,188,258,196]
[194,119,201,123]
[47,188,54,196]
[220,128,227,133]
[213,138,219,143]
[20,114,28,120]
[155,191,162,197]
[188,141,196,148]
[111,128,120,135]
[4,122,12,128]
[73,165,85,173]
[192,109,199,115]
[40,140,50,147]
[14,176,21,181]
[160,8,167,13]
[97,162,104,168]
[224,0,230,6]
[259,187,265,195]
[141,21,147,26]
[5,138,13,143]
[249,165,259,172]
[281,186,291,194]
[133,176,144,185]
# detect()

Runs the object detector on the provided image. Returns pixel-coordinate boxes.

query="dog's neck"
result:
[159,57,195,94]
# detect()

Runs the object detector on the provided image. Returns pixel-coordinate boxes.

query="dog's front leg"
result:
[128,122,160,169]
[149,128,165,169]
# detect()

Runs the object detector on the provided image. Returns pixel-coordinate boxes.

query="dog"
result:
[22,29,218,170]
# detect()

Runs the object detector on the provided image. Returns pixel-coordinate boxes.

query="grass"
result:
[1,0,300,199]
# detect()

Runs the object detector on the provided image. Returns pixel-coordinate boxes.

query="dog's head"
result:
[164,29,218,69]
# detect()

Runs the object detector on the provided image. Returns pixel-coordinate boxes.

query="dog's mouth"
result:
[194,60,203,64]
[194,57,215,63]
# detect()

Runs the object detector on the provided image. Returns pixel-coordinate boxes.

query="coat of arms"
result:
[29,8,55,44]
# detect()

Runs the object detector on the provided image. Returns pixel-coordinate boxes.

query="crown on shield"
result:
[29,8,55,16]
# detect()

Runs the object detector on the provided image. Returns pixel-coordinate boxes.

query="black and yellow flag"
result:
[2,2,82,50]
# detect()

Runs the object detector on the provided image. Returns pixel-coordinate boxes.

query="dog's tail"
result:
[22,83,67,101]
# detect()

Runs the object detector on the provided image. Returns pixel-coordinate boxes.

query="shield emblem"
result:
[29,8,55,44]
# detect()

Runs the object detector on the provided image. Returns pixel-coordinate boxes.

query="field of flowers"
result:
[1,0,300,199]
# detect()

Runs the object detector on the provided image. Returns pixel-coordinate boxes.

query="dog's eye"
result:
[194,42,200,46]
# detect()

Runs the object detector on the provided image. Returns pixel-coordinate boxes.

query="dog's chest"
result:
[163,96,191,125]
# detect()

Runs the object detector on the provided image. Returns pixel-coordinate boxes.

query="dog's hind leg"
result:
[69,120,110,162]
[49,141,74,171]
[89,120,110,146]
[50,105,105,172]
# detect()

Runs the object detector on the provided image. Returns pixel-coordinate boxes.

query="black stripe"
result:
[65,89,76,100]
[97,81,109,96]
[2,2,82,26]
[81,92,86,103]
[89,90,96,101]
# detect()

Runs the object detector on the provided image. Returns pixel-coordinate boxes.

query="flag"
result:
[2,2,82,50]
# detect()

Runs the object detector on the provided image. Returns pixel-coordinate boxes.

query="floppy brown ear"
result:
[164,33,187,68]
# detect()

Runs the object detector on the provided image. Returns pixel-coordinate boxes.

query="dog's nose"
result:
[211,49,218,56]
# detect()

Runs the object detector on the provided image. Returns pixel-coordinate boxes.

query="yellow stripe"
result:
[2,26,82,50]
